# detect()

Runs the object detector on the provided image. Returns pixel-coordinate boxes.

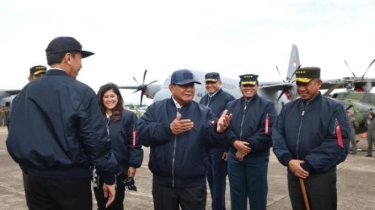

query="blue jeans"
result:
[228,151,269,210]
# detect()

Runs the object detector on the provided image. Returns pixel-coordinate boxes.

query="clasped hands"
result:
[170,110,232,135]
[233,140,251,161]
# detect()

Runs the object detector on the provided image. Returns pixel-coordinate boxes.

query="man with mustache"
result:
[137,69,232,210]
[273,67,350,210]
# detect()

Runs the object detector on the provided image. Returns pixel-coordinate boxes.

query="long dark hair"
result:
[97,83,124,121]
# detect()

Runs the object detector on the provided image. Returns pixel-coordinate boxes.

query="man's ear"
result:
[28,76,32,82]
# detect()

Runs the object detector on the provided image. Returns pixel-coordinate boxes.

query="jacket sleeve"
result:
[272,107,294,167]
[78,89,118,185]
[136,104,174,147]
[301,105,350,173]
[125,112,144,168]
[205,108,231,147]
[223,94,237,151]
[246,102,277,152]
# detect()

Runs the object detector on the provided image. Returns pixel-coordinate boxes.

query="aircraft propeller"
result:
[118,69,158,106]
[341,59,375,92]
[275,65,301,102]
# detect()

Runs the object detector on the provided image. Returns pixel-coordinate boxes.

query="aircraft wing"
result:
[0,89,21,99]
[259,83,294,92]
[5,89,21,95]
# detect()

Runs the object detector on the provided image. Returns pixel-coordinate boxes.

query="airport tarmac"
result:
[0,126,374,210]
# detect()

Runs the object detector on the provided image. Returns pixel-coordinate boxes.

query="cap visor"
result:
[81,50,94,58]
[205,79,218,82]
[33,70,47,76]
[294,78,312,83]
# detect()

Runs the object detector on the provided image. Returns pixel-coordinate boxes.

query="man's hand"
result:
[103,183,116,208]
[222,152,228,161]
[233,140,251,155]
[236,151,245,161]
[216,110,232,133]
[288,159,309,179]
[170,114,194,135]
[128,166,136,178]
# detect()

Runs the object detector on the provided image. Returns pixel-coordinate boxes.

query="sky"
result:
[1,0,375,104]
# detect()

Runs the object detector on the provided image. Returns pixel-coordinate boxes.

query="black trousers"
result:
[94,174,126,210]
[22,170,30,208]
[27,175,92,210]
[288,171,337,210]
[152,183,206,210]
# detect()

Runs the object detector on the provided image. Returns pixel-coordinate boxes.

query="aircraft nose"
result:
[153,89,171,102]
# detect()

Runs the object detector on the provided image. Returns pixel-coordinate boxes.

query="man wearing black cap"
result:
[225,74,277,210]
[273,67,350,210]
[199,72,235,210]
[137,69,232,210]
[6,36,117,210]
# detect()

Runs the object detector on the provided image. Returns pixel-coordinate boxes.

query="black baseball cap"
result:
[45,36,94,58]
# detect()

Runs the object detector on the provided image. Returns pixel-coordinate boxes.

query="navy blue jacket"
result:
[6,70,117,184]
[136,98,231,188]
[199,88,235,149]
[226,94,277,158]
[272,92,350,174]
[107,110,143,174]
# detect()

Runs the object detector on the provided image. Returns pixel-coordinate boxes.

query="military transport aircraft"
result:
[0,90,19,106]
[119,44,301,113]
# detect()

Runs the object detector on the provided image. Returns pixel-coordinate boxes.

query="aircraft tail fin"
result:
[286,44,300,82]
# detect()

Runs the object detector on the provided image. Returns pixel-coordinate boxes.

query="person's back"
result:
[6,36,117,210]
[8,71,103,173]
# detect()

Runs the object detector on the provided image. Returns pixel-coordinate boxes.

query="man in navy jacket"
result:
[199,72,235,210]
[273,67,350,210]
[6,37,117,210]
[225,74,277,210]
[137,69,232,210]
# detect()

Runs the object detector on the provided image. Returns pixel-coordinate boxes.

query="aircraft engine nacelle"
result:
[0,90,11,99]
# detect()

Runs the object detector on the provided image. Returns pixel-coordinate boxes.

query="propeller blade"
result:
[118,86,139,89]
[323,83,342,96]
[346,105,353,111]
[142,69,148,84]
[132,89,141,94]
[133,77,139,84]
[344,60,356,78]
[287,65,301,83]
[146,80,158,86]
[361,59,375,78]
[275,65,285,82]
[140,93,144,106]
[276,90,284,103]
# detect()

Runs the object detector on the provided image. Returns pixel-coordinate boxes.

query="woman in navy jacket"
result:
[94,83,144,210]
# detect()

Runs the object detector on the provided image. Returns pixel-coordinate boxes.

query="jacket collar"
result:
[46,69,69,77]
[299,91,322,105]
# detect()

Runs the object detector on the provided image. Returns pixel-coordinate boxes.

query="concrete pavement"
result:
[0,127,374,210]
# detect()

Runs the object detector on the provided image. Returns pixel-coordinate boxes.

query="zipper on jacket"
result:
[296,102,308,159]
[172,107,180,188]
[239,100,249,140]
